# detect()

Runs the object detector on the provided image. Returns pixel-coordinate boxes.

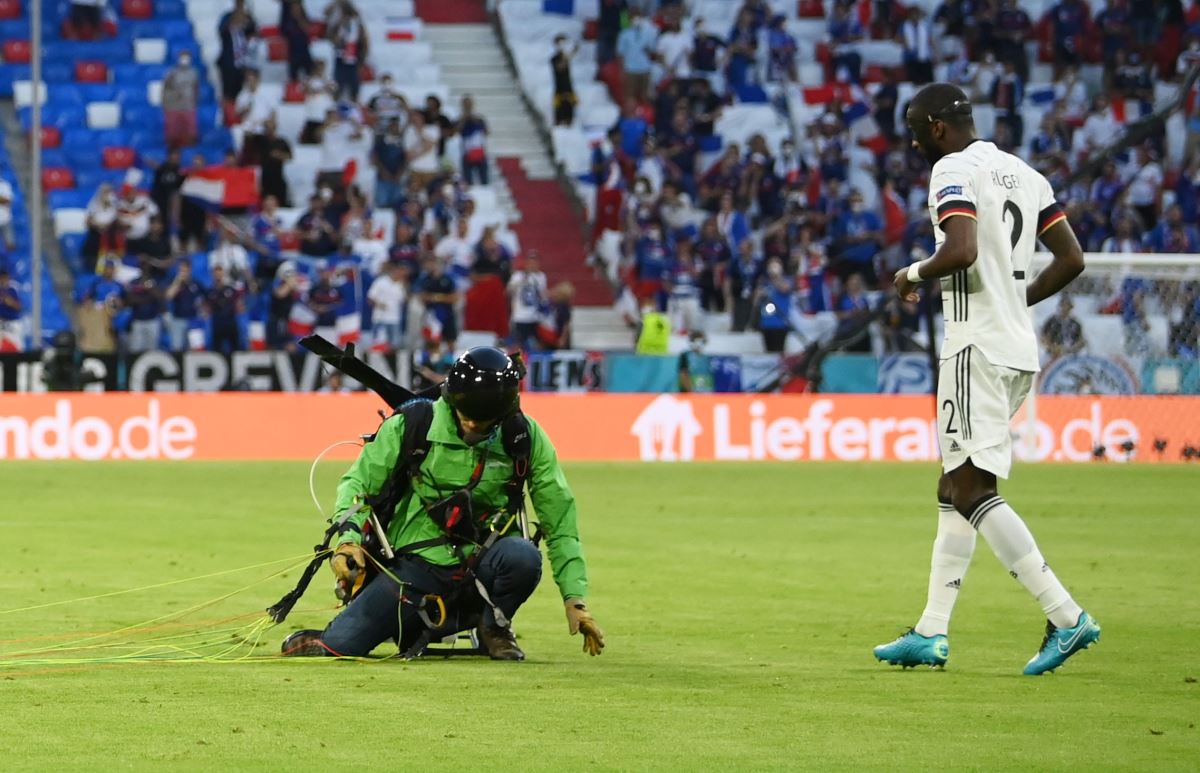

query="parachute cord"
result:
[309,439,364,520]
[0,552,317,617]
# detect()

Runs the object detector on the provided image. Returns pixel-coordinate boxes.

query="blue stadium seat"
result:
[63,144,103,171]
[122,20,166,39]
[138,148,166,167]
[0,63,31,97]
[155,0,188,18]
[40,149,69,168]
[92,128,133,147]
[129,132,165,156]
[42,61,75,83]
[62,127,97,148]
[123,103,163,131]
[41,41,76,62]
[197,103,218,131]
[0,20,30,40]
[78,83,118,102]
[18,103,85,131]
[48,189,92,210]
[46,88,85,107]
[160,19,194,42]
[75,168,127,192]
[199,127,233,151]
[60,233,85,259]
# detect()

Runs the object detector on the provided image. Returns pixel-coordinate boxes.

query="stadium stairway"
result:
[412,0,488,25]
[495,157,607,306]
[420,21,610,307]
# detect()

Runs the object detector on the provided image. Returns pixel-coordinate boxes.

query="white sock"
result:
[914,503,976,637]
[969,496,1084,629]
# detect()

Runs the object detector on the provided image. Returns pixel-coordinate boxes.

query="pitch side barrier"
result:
[0,393,1196,462]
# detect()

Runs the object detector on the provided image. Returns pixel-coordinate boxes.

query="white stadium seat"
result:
[13,80,47,109]
[134,38,168,65]
[86,102,121,130]
[54,209,88,238]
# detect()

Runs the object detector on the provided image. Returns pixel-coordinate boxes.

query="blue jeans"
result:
[320,537,543,656]
[374,178,405,210]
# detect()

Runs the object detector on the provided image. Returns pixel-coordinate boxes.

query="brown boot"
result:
[477,624,525,661]
[280,629,328,657]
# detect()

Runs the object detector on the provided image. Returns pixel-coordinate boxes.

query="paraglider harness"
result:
[267,336,540,658]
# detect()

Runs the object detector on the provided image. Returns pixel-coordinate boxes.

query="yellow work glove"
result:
[330,542,368,602]
[565,598,605,656]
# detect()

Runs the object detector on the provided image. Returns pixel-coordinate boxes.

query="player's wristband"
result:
[907,261,926,283]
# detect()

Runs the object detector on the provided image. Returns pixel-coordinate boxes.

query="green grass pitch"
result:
[1,461,1197,770]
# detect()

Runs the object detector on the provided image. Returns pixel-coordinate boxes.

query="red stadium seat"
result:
[121,0,153,19]
[0,0,18,20]
[40,126,62,149]
[102,146,136,169]
[41,167,75,191]
[266,36,287,62]
[863,65,887,83]
[798,0,825,18]
[278,230,300,252]
[260,25,281,37]
[75,61,109,83]
[284,80,305,102]
[2,39,31,64]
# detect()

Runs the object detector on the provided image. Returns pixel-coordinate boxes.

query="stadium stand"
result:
[495,0,1200,358]
[0,0,1197,368]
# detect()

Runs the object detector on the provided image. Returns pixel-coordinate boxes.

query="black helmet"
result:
[442,346,521,422]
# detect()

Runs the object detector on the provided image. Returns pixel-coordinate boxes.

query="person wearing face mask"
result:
[162,50,199,150]
[635,223,671,305]
[367,72,408,129]
[617,6,658,103]
[282,348,604,661]
[677,331,713,392]
[831,191,883,284]
[551,34,578,126]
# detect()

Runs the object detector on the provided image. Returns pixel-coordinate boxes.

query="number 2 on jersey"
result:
[1002,199,1028,278]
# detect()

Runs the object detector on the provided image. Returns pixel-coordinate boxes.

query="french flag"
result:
[181,168,260,212]
[247,320,267,351]
[385,17,420,41]
[288,303,317,338]
[333,270,362,347]
[0,324,23,352]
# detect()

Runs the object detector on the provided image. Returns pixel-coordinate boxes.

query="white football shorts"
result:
[937,345,1034,479]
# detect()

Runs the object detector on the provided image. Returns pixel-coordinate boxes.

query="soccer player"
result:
[874,83,1100,675]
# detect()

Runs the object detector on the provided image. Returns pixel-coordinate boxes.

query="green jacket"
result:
[334,398,588,601]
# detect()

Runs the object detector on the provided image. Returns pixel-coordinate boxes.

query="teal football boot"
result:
[873,629,950,669]
[1023,612,1100,675]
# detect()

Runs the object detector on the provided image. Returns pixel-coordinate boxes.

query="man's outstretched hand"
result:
[565,598,605,656]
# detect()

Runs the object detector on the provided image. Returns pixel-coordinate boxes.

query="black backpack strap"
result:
[499,412,532,517]
[364,398,435,536]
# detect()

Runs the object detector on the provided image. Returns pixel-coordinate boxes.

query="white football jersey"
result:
[927,140,1065,372]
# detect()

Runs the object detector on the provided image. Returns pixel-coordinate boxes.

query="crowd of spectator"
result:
[582,0,1200,356]
[11,0,1200,365]
[55,0,575,364]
